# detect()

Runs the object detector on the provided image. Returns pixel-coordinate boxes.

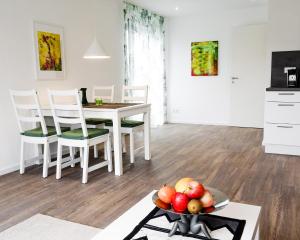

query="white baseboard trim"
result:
[167,121,264,129]
[227,124,263,129]
[167,120,228,126]
[0,164,20,176]
[0,156,42,176]
[0,149,70,176]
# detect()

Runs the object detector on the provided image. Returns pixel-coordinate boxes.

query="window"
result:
[124,3,166,126]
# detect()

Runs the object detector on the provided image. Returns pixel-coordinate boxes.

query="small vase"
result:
[80,88,89,105]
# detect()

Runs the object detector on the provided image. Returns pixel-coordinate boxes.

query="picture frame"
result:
[33,21,65,80]
[191,41,218,77]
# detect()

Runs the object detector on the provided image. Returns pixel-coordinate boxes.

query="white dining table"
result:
[41,103,151,176]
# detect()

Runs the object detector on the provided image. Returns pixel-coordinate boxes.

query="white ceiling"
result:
[127,0,268,17]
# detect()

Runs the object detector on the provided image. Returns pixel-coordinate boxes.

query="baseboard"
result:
[227,123,263,129]
[0,148,70,176]
[0,157,42,176]
[167,120,228,126]
[0,164,20,176]
[166,121,264,129]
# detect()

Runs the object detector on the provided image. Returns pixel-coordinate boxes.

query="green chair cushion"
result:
[105,119,144,128]
[60,128,109,140]
[86,118,110,125]
[22,126,69,137]
[103,119,113,125]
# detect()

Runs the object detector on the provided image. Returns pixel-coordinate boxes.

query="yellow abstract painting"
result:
[37,31,62,71]
[191,41,218,76]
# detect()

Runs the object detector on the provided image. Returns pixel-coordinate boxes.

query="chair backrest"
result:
[122,85,148,104]
[92,85,115,103]
[48,89,88,137]
[10,89,48,135]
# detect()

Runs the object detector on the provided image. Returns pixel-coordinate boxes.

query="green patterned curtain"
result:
[124,2,166,126]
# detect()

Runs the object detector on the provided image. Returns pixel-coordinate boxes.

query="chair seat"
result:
[105,119,144,128]
[22,126,69,137]
[60,128,109,140]
[86,118,111,125]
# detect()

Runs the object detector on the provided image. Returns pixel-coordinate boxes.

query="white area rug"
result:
[0,214,100,240]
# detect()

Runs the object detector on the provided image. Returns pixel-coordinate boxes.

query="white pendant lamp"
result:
[83,38,110,59]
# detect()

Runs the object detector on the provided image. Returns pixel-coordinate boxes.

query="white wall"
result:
[0,0,123,174]
[266,0,300,84]
[167,6,268,125]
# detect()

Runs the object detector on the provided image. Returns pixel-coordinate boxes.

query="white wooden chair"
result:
[86,85,115,158]
[105,85,148,164]
[122,85,148,104]
[10,89,70,178]
[48,89,112,184]
[93,85,115,103]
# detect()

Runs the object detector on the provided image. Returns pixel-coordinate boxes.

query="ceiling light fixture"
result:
[175,6,179,11]
[83,38,110,59]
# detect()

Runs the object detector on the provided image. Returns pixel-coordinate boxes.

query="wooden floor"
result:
[0,124,300,239]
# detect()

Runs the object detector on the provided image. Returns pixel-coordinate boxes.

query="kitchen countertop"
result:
[266,87,300,91]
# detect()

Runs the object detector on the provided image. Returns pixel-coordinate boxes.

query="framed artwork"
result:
[33,22,65,80]
[191,41,218,76]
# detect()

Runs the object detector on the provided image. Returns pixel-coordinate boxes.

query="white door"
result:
[230,24,267,128]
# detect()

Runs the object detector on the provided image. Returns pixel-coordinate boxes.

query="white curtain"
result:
[124,2,166,126]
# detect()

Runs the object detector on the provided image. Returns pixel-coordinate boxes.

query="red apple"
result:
[172,192,189,213]
[185,181,205,199]
[175,177,194,193]
[158,185,176,204]
[200,190,214,208]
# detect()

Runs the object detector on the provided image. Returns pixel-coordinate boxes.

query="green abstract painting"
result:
[191,41,218,76]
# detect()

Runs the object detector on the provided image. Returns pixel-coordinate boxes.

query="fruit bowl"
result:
[153,178,229,238]
[152,187,229,216]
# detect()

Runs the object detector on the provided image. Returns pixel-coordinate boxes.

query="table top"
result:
[92,190,261,240]
[41,102,150,112]
[84,103,139,109]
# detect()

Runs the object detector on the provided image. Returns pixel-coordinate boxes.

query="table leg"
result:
[144,109,151,160]
[113,113,123,176]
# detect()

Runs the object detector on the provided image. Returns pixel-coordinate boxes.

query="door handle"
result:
[231,77,239,84]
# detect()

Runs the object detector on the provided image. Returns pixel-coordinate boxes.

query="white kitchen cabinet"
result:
[265,91,300,102]
[263,90,300,155]
[265,102,300,124]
